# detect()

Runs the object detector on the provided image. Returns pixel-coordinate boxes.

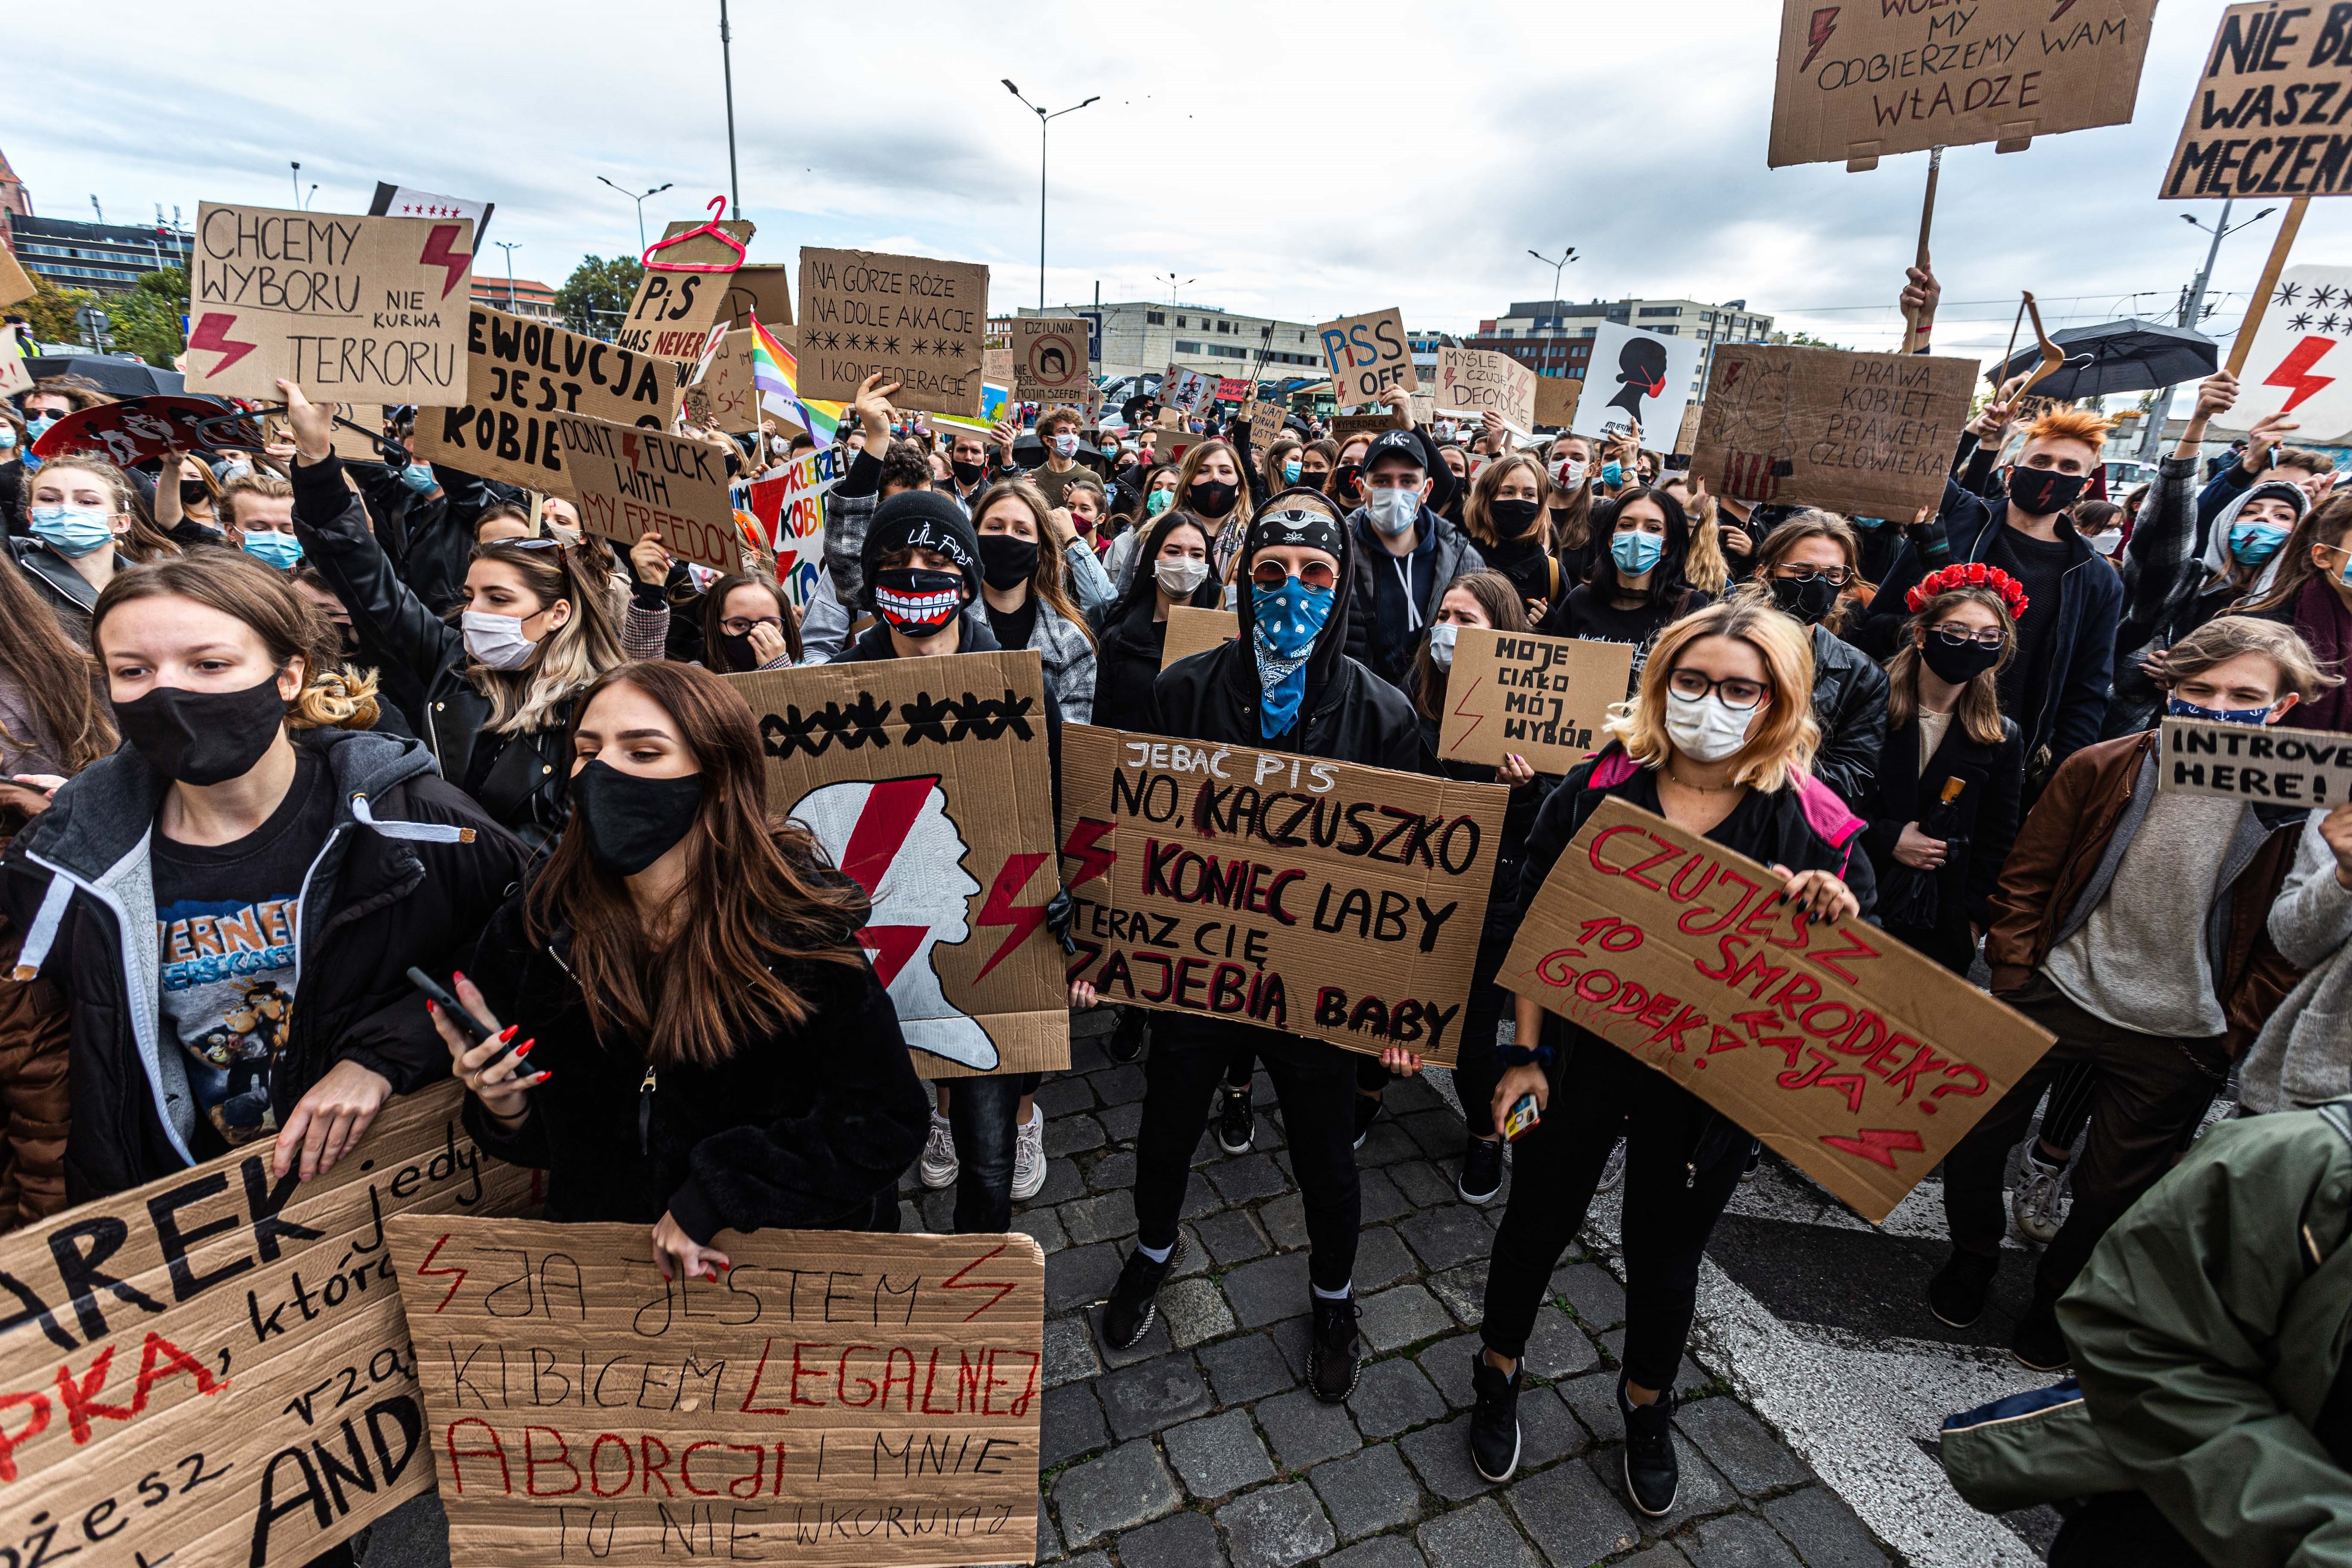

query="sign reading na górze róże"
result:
[2162,4,2352,199]
[0,1082,532,1568]
[413,306,676,491]
[388,1218,1044,1568]
[1691,343,1974,518]
[1438,629,1633,775]
[554,414,739,573]
[1057,725,1507,1067]
[186,203,473,402]
[1501,798,2053,1222]
[795,249,987,417]
[2160,715,2352,805]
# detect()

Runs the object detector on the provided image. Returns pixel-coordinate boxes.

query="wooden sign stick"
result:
[2227,196,2312,378]
[1901,145,1945,354]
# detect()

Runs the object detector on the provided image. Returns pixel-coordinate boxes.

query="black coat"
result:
[1856,712,2023,933]
[1094,600,1174,735]
[1,727,527,1199]
[459,883,930,1244]
[1413,702,1557,941]
[346,460,520,620]
[1808,622,1890,808]
[3,537,98,646]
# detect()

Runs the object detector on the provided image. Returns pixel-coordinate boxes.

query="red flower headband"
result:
[1907,562,2028,620]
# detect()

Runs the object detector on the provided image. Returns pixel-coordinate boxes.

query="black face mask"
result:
[977,534,1040,590]
[1769,573,1839,625]
[717,631,761,672]
[872,567,966,638]
[179,479,211,506]
[2007,466,2089,517]
[950,459,986,488]
[1332,464,1364,501]
[1919,633,2002,685]
[112,675,287,786]
[1489,499,1543,537]
[1189,480,1239,520]
[569,759,704,877]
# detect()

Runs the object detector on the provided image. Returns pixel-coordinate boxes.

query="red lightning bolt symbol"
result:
[1447,675,1489,751]
[1061,818,1117,891]
[1800,7,1840,72]
[1819,1128,1926,1170]
[188,312,259,376]
[2050,0,2080,18]
[941,1242,1022,1321]
[419,223,471,300]
[2266,336,2340,414]
[414,1232,468,1313]
[974,852,1051,981]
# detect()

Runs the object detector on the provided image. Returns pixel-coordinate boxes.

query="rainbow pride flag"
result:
[746,313,844,444]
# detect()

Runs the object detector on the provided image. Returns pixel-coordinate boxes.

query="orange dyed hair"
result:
[2022,408,2116,449]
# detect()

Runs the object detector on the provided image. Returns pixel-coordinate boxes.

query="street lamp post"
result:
[598,178,675,254]
[1528,247,1577,373]
[2135,199,2276,467]
[1003,80,1099,311]
[494,241,521,313]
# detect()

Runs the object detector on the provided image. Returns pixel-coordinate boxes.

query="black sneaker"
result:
[1458,1138,1505,1205]
[1105,1007,1147,1065]
[1927,1246,2002,1329]
[1100,1238,1181,1351]
[2010,1296,2072,1373]
[1307,1295,1362,1403]
[1352,1092,1383,1150]
[1216,1084,1254,1155]
[1468,1353,1523,1482]
[1617,1374,1680,1517]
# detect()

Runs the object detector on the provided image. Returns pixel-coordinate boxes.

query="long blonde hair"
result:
[1604,599,1820,794]
[465,540,628,735]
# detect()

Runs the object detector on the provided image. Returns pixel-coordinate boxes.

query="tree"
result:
[14,276,97,345]
[1772,330,1851,351]
[554,255,644,337]
[104,266,189,367]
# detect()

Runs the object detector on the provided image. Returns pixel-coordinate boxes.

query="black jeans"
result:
[1942,971,2228,1305]
[1348,929,1508,1138]
[1480,1040,1745,1391]
[1136,1014,1362,1291]
[946,1072,1023,1234]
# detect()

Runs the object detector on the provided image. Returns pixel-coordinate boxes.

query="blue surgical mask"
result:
[0,426,16,451]
[1146,487,1176,517]
[2169,694,2272,727]
[2228,519,2291,565]
[1611,530,1664,576]
[1282,460,1302,485]
[1851,516,1885,530]
[399,462,437,494]
[241,529,303,570]
[24,414,59,439]
[1251,577,1333,659]
[28,504,116,558]
[1601,461,1624,487]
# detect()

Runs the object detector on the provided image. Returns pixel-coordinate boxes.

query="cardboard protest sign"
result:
[1246,399,1288,452]
[1692,343,1975,517]
[185,202,473,402]
[0,324,33,398]
[1502,797,2053,1222]
[683,328,763,433]
[614,219,753,365]
[1329,413,1398,441]
[2206,264,2352,442]
[389,1218,1043,1568]
[716,263,793,329]
[1437,629,1633,774]
[1315,308,1419,406]
[1161,366,1214,414]
[1533,374,1580,431]
[2163,4,2352,198]
[1771,0,2159,172]
[727,655,1070,1078]
[368,180,493,240]
[1675,399,1704,456]
[412,307,676,490]
[796,249,987,416]
[1216,377,1253,404]
[1057,725,1507,1067]
[1150,426,1218,464]
[1436,346,1537,432]
[0,247,34,310]
[1014,317,1088,400]
[983,345,1013,390]
[0,1082,531,1568]
[554,414,739,573]
[1160,605,1239,669]
[1571,324,1703,447]
[2160,716,2352,805]
[744,445,844,610]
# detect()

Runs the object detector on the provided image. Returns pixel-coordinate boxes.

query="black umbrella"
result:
[1988,319,2217,401]
[22,355,185,398]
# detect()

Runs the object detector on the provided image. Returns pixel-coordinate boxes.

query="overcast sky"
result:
[2,0,2328,375]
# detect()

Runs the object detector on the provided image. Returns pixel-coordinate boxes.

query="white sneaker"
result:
[1012,1103,1047,1202]
[2012,1155,2069,1245]
[919,1113,959,1189]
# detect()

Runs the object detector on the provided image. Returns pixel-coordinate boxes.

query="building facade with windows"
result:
[469,276,559,322]
[1464,296,1777,400]
[7,214,193,294]
[1024,302,1324,386]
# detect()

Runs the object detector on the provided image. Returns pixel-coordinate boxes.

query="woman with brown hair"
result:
[432,661,931,1278]
[972,479,1098,722]
[9,452,181,643]
[1300,438,1338,494]
[0,547,114,782]
[1543,434,1599,584]
[1104,462,1184,592]
[1731,511,1889,805]
[2234,489,2352,732]
[1462,452,1563,620]
[1175,438,1255,585]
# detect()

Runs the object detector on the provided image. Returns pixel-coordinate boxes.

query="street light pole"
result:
[1004,81,1099,311]
[2135,198,2275,467]
[494,242,521,313]
[1528,247,1577,372]
[719,0,741,220]
[598,177,674,254]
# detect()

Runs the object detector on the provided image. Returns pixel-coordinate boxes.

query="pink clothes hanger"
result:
[641,196,747,272]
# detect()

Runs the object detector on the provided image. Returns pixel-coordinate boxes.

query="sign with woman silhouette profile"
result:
[1571,322,1704,448]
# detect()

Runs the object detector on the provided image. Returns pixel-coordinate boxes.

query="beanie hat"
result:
[859,490,983,613]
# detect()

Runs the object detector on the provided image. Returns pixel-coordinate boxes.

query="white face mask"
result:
[1155,556,1210,597]
[1429,622,1459,669]
[1554,458,1588,490]
[1663,690,1756,764]
[461,609,542,670]
[2086,530,2124,555]
[1051,432,1080,459]
[1366,485,1419,536]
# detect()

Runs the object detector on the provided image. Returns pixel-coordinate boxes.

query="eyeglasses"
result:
[1772,565,1853,587]
[1666,669,1773,711]
[1929,624,2007,649]
[1252,560,1338,591]
[720,616,785,636]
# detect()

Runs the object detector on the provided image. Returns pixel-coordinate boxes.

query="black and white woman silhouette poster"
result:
[1570,322,1703,448]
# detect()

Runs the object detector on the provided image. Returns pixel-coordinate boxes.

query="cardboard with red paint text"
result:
[1159,606,1240,670]
[1437,629,1631,775]
[614,218,754,366]
[1314,308,1419,406]
[2162,4,2352,199]
[185,202,474,402]
[1056,724,1507,1067]
[1434,347,1536,433]
[387,1218,1043,1567]
[1691,343,1975,518]
[725,655,1069,1079]
[1501,797,2054,1223]
[413,307,678,492]
[1770,0,2158,172]
[795,248,987,417]
[2159,715,2352,806]
[554,413,739,573]
[0,1082,533,1568]
[746,445,845,612]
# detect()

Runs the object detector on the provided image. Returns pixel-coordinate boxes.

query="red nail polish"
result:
[533,1071,552,1083]
[515,1041,534,1059]
[498,1025,518,1043]
[425,999,437,1013]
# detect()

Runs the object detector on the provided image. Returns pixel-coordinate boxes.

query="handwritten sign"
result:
[1675,399,1704,456]
[0,325,29,399]
[615,219,753,365]
[728,654,1069,1079]
[683,328,763,433]
[1438,629,1632,774]
[389,1219,1043,1568]
[1533,374,1579,431]
[1013,318,1088,400]
[746,447,843,611]
[796,249,986,417]
[717,263,794,329]
[1502,798,2053,1222]
[2160,716,2352,805]
[1159,606,1239,670]
[0,1083,531,1568]
[1771,0,2159,172]
[2162,4,2352,199]
[1571,324,1703,448]
[556,414,739,573]
[1329,414,1398,441]
[1691,344,1975,517]
[1246,399,1287,453]
[1314,308,1418,406]
[1057,725,1506,1067]
[414,307,676,490]
[186,202,472,401]
[1435,346,1537,432]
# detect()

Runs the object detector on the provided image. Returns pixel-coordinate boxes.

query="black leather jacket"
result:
[1810,621,1890,807]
